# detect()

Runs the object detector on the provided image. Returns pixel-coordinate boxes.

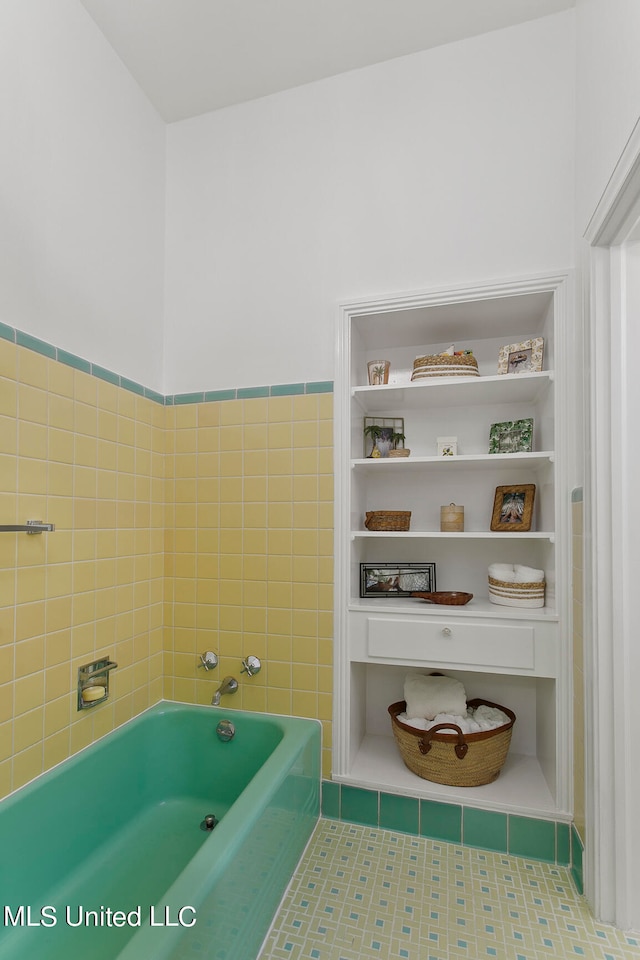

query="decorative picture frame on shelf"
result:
[490,484,536,532]
[488,419,533,454]
[497,337,544,375]
[437,436,458,456]
[360,562,436,598]
[363,417,405,458]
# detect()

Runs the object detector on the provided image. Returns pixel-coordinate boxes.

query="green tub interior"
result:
[0,702,320,960]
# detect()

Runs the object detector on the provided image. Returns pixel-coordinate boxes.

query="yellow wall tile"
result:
[0,723,12,763]
[294,476,318,502]
[243,503,267,528]
[15,603,45,642]
[48,362,74,399]
[18,383,48,425]
[267,609,292,637]
[267,688,292,715]
[14,707,44,752]
[3,351,336,804]
[12,742,44,790]
[14,672,45,716]
[293,421,319,447]
[219,452,243,479]
[267,396,293,422]
[197,403,220,427]
[0,416,17,457]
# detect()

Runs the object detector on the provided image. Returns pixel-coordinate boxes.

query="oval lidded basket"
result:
[364,511,411,531]
[388,698,516,787]
[411,353,479,379]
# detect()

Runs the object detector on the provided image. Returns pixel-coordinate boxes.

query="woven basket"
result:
[388,698,516,787]
[488,576,545,608]
[364,511,411,531]
[411,354,479,379]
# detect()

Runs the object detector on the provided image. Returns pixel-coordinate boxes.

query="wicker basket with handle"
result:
[388,698,515,786]
[364,511,411,531]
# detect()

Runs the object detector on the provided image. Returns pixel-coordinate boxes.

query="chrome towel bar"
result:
[0,520,55,534]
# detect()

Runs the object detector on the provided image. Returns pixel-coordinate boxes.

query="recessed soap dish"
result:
[77,657,118,710]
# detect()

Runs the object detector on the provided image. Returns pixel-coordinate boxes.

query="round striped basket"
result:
[488,576,546,608]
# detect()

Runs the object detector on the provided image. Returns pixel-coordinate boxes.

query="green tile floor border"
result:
[321,780,575,872]
[0,321,333,404]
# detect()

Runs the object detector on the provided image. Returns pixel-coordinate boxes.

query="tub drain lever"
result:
[200,814,219,832]
[216,719,235,742]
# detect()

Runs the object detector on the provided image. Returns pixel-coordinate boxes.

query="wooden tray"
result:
[411,591,473,605]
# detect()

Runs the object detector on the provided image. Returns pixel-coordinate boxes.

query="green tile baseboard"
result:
[321,780,575,874]
[0,321,333,403]
[571,823,584,895]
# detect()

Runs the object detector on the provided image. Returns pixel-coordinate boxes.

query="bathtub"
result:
[0,701,320,960]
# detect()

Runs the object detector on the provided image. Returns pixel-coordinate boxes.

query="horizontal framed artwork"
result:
[488,418,534,454]
[360,562,436,598]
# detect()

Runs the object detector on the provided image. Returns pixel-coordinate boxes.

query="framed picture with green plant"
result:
[488,419,534,454]
[363,417,405,458]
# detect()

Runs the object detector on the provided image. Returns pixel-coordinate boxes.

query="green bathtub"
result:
[0,701,320,959]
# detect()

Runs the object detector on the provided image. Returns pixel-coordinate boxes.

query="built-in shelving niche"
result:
[333,274,572,819]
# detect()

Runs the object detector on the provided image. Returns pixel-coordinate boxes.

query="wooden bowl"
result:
[410,591,473,605]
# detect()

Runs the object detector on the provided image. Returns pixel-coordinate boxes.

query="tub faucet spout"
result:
[212,676,238,706]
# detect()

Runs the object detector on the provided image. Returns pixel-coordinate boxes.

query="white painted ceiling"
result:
[79,0,575,123]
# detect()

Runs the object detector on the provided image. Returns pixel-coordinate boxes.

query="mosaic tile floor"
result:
[258,820,640,960]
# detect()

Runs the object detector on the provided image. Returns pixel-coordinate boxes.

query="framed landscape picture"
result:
[360,563,436,598]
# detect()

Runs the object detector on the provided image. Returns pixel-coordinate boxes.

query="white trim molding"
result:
[583,114,640,931]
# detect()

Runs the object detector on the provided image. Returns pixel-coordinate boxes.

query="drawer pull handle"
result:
[442,627,452,637]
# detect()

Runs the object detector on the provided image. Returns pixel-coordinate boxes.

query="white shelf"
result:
[340,733,565,819]
[353,371,553,413]
[352,530,555,541]
[352,451,554,470]
[348,597,559,621]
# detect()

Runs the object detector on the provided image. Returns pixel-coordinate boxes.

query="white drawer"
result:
[366,616,535,671]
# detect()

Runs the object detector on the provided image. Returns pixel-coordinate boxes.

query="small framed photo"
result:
[497,337,544,375]
[488,419,533,454]
[360,562,436,598]
[437,436,458,456]
[363,417,405,458]
[490,484,536,532]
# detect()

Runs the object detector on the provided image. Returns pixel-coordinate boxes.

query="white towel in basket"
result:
[404,673,467,721]
[399,705,510,734]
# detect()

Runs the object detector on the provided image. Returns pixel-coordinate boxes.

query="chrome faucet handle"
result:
[241,655,261,677]
[198,651,219,671]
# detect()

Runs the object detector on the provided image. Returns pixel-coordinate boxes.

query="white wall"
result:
[0,0,166,392]
[575,0,640,233]
[164,11,576,394]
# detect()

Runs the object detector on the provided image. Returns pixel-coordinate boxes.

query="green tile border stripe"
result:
[321,780,575,871]
[0,321,333,404]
